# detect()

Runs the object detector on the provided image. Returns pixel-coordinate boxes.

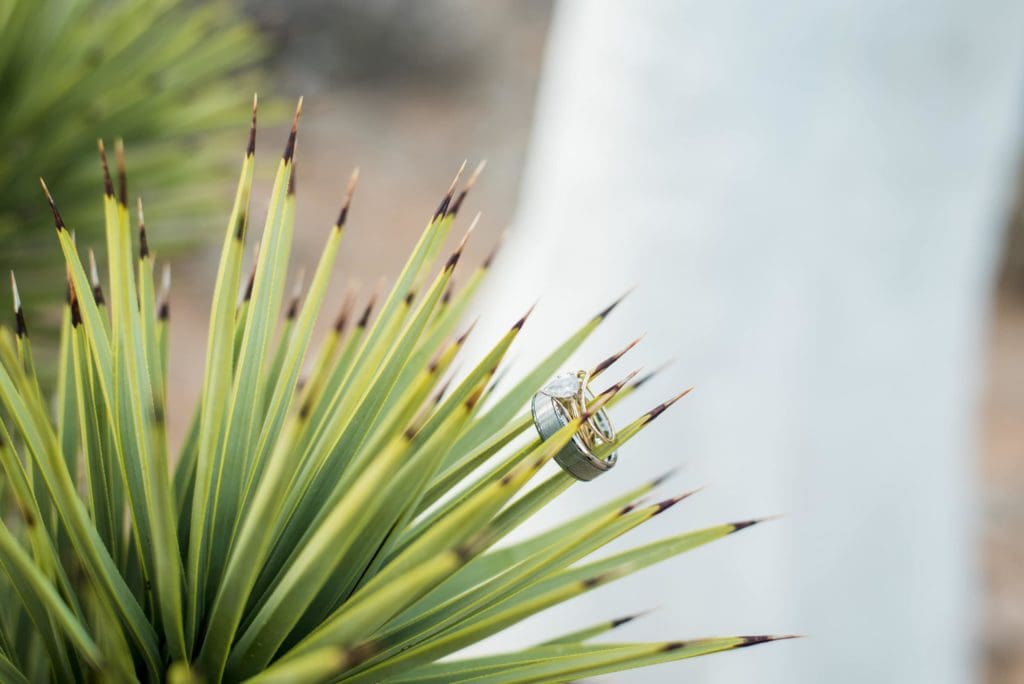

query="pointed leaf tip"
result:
[444,214,479,271]
[650,466,681,488]
[730,516,780,533]
[114,139,128,205]
[611,610,651,628]
[591,333,646,378]
[39,178,66,230]
[740,635,800,648]
[9,271,20,310]
[433,161,467,219]
[482,230,506,269]
[97,139,114,197]
[597,367,642,399]
[10,272,25,337]
[442,279,456,304]
[512,301,538,331]
[644,386,694,422]
[596,287,634,320]
[456,317,479,346]
[282,97,303,161]
[652,487,701,515]
[450,159,486,215]
[357,295,376,327]
[137,198,149,259]
[333,288,357,332]
[247,94,258,156]
[335,167,359,228]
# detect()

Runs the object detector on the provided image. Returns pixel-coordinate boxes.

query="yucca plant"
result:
[0,98,790,683]
[0,0,266,332]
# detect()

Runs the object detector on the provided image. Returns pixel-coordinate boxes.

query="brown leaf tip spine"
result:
[591,335,645,378]
[482,247,497,269]
[445,217,476,272]
[282,96,303,162]
[115,139,128,206]
[241,254,258,303]
[456,319,478,346]
[433,161,466,220]
[97,140,114,197]
[39,179,66,231]
[285,298,299,320]
[449,160,486,216]
[596,288,634,320]
[444,248,462,272]
[652,488,699,515]
[512,302,538,331]
[740,635,799,648]
[335,168,359,229]
[644,387,693,422]
[404,290,415,306]
[433,193,453,221]
[612,614,640,628]
[730,518,768,533]
[247,94,258,157]
[87,250,105,305]
[650,467,679,488]
[358,297,375,327]
[333,291,355,333]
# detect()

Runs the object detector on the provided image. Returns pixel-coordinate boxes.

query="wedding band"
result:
[531,371,618,481]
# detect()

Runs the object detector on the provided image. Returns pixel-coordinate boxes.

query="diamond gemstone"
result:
[545,373,582,399]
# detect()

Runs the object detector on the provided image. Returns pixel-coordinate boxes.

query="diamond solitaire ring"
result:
[531,371,618,481]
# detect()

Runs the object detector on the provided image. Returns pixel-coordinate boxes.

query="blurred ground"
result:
[156,1,1022,680]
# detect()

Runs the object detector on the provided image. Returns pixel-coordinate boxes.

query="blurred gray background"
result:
[163,1,1024,681]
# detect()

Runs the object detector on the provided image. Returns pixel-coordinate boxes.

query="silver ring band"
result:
[531,372,618,481]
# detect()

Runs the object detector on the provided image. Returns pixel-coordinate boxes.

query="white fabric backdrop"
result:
[470,1,1024,681]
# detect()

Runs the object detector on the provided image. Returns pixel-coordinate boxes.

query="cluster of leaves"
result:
[0,0,266,329]
[0,99,788,682]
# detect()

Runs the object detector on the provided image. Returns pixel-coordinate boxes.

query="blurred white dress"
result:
[475,1,1024,681]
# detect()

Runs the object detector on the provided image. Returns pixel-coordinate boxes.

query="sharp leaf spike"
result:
[248,93,258,157]
[283,97,304,162]
[97,139,114,197]
[590,334,645,379]
[335,168,359,229]
[115,139,128,206]
[39,178,67,231]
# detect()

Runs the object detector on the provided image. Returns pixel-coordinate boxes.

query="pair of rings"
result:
[531,371,618,481]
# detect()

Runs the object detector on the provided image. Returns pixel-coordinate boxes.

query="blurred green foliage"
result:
[0,0,266,330]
